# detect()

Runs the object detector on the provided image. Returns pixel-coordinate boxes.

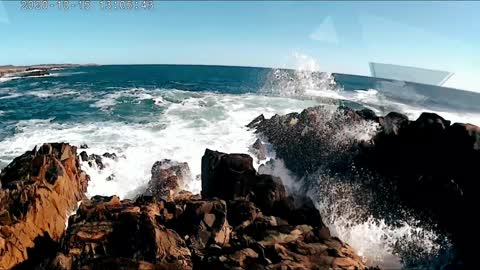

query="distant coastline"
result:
[0,64,96,79]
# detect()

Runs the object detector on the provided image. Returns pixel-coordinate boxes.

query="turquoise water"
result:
[1,65,479,134]
[0,64,478,268]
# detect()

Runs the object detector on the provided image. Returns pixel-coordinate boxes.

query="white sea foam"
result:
[0,76,20,83]
[26,89,79,98]
[259,53,455,268]
[308,173,450,269]
[0,93,23,99]
[0,55,475,268]
[261,52,337,97]
[0,90,319,199]
[91,88,155,110]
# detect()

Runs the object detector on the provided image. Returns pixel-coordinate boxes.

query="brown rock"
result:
[0,143,89,269]
[178,200,232,250]
[146,160,191,201]
[227,199,260,227]
[228,248,258,267]
[61,195,192,269]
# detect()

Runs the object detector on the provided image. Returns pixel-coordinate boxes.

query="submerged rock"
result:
[0,143,89,269]
[79,144,88,149]
[78,151,118,170]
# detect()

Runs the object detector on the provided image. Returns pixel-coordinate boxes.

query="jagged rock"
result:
[146,159,191,201]
[249,174,286,216]
[227,199,260,227]
[1,144,371,270]
[87,154,104,169]
[18,69,49,77]
[105,174,115,181]
[378,111,409,135]
[178,199,232,250]
[60,195,192,270]
[79,152,118,170]
[251,139,267,161]
[250,105,480,266]
[202,149,289,216]
[201,149,256,200]
[0,143,89,269]
[272,195,328,230]
[79,144,88,149]
[78,151,105,170]
[79,151,88,162]
[356,108,378,121]
[102,152,118,160]
[246,115,265,129]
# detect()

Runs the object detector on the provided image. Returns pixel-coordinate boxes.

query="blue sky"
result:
[0,1,479,91]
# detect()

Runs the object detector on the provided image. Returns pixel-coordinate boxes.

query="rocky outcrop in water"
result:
[1,146,372,269]
[79,151,118,170]
[0,143,89,269]
[145,159,191,201]
[18,70,49,78]
[248,105,479,268]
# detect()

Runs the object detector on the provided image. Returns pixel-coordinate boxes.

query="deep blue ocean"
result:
[1,64,478,268]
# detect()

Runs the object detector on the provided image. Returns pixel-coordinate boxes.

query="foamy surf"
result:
[0,90,319,198]
[0,59,477,269]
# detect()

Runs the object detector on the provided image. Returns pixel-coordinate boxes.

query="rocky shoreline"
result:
[0,64,88,80]
[0,104,477,269]
[0,143,376,269]
[248,105,479,269]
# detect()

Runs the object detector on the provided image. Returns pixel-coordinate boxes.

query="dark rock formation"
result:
[201,149,256,200]
[201,149,287,216]
[78,151,118,170]
[194,149,370,269]
[18,69,49,77]
[102,152,117,160]
[0,143,89,269]
[251,138,267,161]
[79,151,104,169]
[145,159,191,201]
[178,199,232,250]
[249,105,480,267]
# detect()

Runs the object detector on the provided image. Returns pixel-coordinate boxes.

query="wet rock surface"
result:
[1,146,373,269]
[145,159,191,201]
[78,151,118,170]
[0,143,89,269]
[249,105,480,267]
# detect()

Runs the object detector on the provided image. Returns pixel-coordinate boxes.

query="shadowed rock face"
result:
[249,105,480,267]
[0,143,89,269]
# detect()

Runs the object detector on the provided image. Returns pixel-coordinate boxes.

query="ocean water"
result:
[1,62,479,268]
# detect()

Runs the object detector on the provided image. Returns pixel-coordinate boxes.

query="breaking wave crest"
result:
[260,52,338,97]
[307,172,453,269]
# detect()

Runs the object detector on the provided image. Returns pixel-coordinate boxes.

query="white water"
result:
[258,53,462,268]
[0,90,318,198]
[0,53,476,268]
